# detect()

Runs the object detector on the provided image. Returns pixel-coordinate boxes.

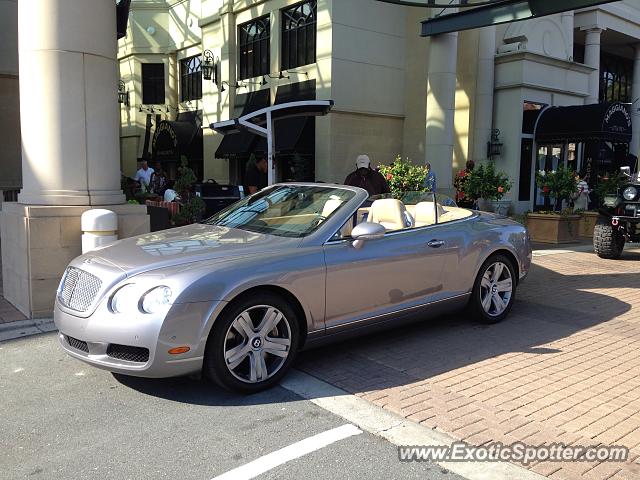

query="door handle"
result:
[427,240,445,248]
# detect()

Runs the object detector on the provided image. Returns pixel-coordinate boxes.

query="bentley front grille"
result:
[58,267,102,312]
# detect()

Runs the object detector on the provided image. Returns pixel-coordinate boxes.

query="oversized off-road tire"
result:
[593,218,624,259]
[204,292,300,394]
[469,253,517,324]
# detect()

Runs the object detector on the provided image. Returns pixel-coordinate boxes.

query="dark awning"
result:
[420,0,618,37]
[273,80,316,153]
[116,0,131,39]
[152,111,202,160]
[535,102,632,144]
[215,89,270,158]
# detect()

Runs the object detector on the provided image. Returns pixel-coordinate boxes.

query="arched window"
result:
[600,53,633,103]
[238,15,271,80]
[281,1,317,70]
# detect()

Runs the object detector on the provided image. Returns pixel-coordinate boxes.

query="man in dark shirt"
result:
[344,155,390,196]
[245,156,268,194]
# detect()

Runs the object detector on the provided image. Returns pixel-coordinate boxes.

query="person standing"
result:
[149,161,168,197]
[245,155,269,194]
[424,162,437,192]
[344,155,390,196]
[134,160,154,191]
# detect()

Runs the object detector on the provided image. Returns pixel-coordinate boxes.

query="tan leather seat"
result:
[369,199,410,231]
[321,198,343,218]
[414,201,445,227]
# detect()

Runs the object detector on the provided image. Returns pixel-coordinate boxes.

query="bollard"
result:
[81,209,118,254]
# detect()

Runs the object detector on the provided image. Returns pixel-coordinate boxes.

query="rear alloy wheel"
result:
[594,218,625,259]
[204,293,299,393]
[470,254,516,324]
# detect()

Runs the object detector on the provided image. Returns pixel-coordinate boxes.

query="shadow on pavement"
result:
[113,252,638,404]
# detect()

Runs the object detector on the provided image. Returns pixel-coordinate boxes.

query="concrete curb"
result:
[0,318,56,342]
[282,370,548,480]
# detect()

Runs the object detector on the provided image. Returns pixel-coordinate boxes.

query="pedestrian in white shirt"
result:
[134,160,154,190]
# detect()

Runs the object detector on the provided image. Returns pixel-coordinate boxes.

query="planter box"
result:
[526,213,581,244]
[578,211,599,238]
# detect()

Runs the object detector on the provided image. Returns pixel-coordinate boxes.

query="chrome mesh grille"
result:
[107,344,150,363]
[65,335,89,353]
[58,267,102,312]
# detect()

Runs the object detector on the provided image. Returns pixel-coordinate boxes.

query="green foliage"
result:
[466,161,512,201]
[377,156,430,196]
[172,156,205,225]
[594,173,623,206]
[535,165,578,211]
[127,199,139,205]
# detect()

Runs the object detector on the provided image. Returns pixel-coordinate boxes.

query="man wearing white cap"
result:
[344,154,390,196]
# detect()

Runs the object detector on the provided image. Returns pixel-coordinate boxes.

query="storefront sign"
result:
[603,103,632,135]
[153,122,179,158]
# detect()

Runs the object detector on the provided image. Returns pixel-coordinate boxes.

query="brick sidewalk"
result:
[0,243,26,324]
[299,249,640,480]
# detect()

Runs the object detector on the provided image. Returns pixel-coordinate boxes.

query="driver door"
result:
[322,228,451,332]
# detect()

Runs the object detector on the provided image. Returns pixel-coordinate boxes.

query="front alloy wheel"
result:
[471,254,516,324]
[204,293,299,393]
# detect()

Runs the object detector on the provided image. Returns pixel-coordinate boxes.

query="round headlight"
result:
[109,284,137,314]
[140,286,172,314]
[623,186,637,201]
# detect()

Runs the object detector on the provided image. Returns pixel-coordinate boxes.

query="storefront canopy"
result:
[152,111,203,160]
[214,90,270,159]
[535,102,632,145]
[273,80,316,153]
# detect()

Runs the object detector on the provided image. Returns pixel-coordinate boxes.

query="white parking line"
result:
[210,423,362,480]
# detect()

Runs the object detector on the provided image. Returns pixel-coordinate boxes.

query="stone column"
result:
[561,11,574,60]
[630,44,640,158]
[472,26,496,163]
[425,29,458,191]
[17,0,125,205]
[582,27,603,105]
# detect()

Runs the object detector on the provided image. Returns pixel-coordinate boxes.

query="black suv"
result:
[595,166,640,259]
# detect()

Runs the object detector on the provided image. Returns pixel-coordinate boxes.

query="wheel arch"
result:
[214,285,309,349]
[480,248,520,285]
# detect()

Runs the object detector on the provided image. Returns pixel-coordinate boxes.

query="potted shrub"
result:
[465,161,513,214]
[171,157,206,226]
[378,156,430,196]
[527,165,580,243]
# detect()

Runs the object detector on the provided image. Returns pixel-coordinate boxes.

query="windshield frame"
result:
[201,183,364,239]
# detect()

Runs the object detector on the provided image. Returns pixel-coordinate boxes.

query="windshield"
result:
[203,185,356,238]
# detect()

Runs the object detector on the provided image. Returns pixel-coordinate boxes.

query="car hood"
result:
[78,223,301,276]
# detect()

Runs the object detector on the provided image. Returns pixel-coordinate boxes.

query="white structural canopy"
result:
[210,100,334,185]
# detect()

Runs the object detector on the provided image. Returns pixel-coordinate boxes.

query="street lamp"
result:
[202,50,218,84]
[118,80,129,106]
[487,129,503,159]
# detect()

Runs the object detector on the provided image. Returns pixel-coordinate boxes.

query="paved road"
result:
[1,333,463,480]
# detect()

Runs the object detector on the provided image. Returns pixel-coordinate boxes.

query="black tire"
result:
[470,253,517,324]
[593,218,624,259]
[204,292,300,394]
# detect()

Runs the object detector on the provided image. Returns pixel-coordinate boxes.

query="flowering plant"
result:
[535,165,578,211]
[378,156,430,196]
[465,161,512,201]
[453,168,474,206]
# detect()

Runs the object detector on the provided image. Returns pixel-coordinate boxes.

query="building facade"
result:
[116,0,640,213]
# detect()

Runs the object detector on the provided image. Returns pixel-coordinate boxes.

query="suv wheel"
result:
[594,218,625,259]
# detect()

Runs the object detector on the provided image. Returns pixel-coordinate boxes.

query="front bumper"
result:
[54,299,226,378]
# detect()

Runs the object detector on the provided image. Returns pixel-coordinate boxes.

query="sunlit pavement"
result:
[298,247,640,480]
[0,333,463,480]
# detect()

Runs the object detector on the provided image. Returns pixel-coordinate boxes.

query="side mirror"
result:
[351,222,386,249]
[621,166,631,177]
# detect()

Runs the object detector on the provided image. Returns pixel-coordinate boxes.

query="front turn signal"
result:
[168,346,190,355]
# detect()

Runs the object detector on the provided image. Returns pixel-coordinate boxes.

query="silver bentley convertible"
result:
[54,183,531,393]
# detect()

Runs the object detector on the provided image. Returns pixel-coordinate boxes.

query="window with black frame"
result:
[142,63,165,104]
[599,52,633,103]
[238,16,270,80]
[180,55,202,102]
[281,0,317,70]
